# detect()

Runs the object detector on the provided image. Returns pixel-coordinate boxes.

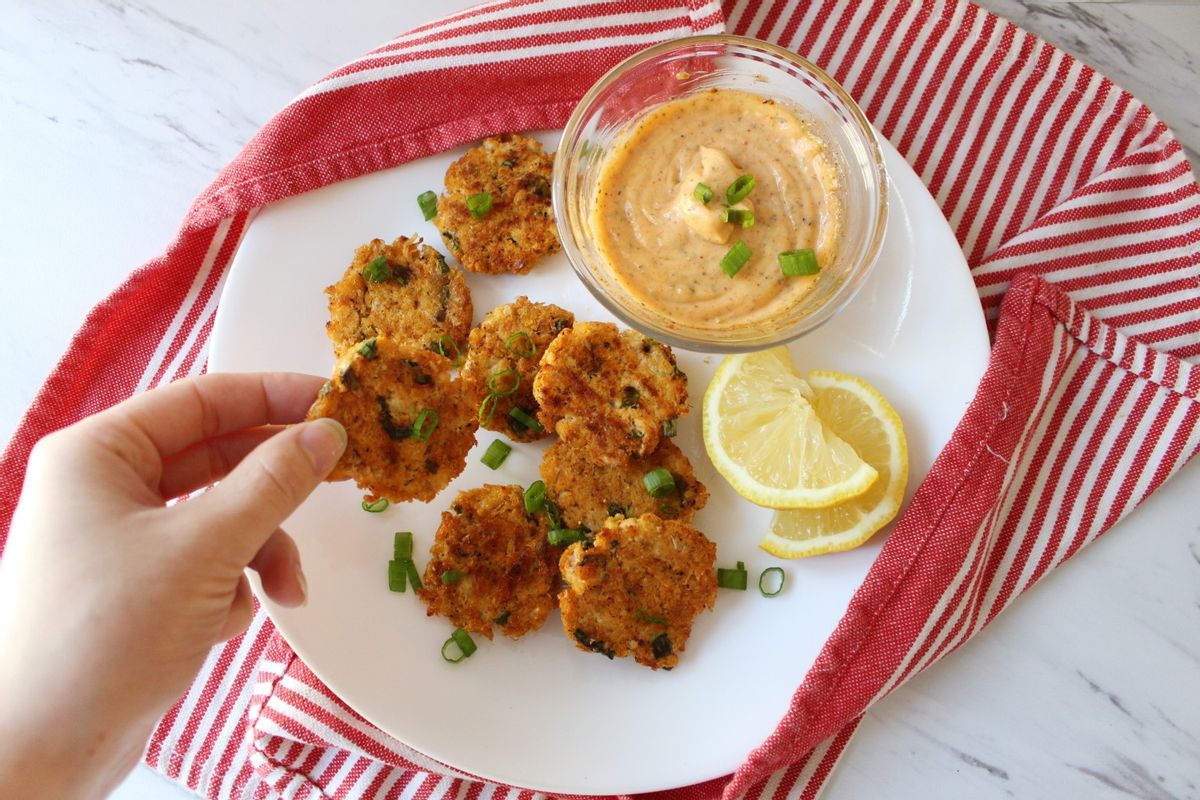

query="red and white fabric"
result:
[1,0,1197,798]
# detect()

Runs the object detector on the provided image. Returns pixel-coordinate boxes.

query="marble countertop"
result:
[2,2,1197,798]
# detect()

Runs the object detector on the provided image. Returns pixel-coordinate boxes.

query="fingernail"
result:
[299,418,347,474]
[294,559,309,607]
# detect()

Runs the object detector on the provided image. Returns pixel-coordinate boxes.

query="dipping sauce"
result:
[590,88,843,331]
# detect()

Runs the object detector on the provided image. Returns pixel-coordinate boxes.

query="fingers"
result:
[183,418,346,563]
[82,372,328,462]
[216,576,255,643]
[248,529,307,608]
[157,426,286,500]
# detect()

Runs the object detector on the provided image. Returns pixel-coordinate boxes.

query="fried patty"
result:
[559,514,717,669]
[436,134,559,275]
[460,296,574,442]
[541,438,709,531]
[306,337,477,503]
[419,485,559,640]
[532,322,689,464]
[325,236,472,359]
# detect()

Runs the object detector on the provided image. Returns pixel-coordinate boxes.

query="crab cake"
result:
[559,514,717,669]
[419,485,559,640]
[541,438,709,531]
[436,133,558,275]
[306,337,477,503]
[533,322,689,464]
[325,235,472,358]
[460,296,574,442]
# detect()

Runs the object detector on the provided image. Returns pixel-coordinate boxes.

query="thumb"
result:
[184,418,347,561]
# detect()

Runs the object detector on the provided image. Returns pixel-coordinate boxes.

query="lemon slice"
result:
[763,370,909,558]
[702,348,878,509]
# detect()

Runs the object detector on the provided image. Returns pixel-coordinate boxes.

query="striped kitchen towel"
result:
[0,1,1196,799]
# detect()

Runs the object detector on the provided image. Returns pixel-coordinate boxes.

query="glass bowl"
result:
[553,34,888,353]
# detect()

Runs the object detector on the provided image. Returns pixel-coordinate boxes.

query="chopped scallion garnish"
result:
[431,334,463,366]
[661,418,678,439]
[643,467,676,498]
[504,331,537,359]
[486,368,520,396]
[717,560,748,590]
[720,240,752,278]
[759,567,785,596]
[417,190,438,221]
[362,497,389,513]
[778,248,820,276]
[441,627,477,663]
[478,393,499,426]
[480,439,512,470]
[725,174,756,205]
[636,610,668,626]
[548,528,587,547]
[509,407,542,432]
[363,255,392,282]
[393,531,413,561]
[524,480,547,514]
[466,192,493,219]
[441,570,464,585]
[620,386,640,408]
[358,337,378,360]
[543,499,563,529]
[405,558,424,591]
[411,408,439,441]
[694,182,714,204]
[721,207,755,228]
[388,559,408,592]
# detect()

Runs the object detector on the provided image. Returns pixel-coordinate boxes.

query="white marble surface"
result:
[1,2,1197,798]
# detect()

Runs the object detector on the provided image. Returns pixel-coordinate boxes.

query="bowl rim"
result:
[552,33,890,353]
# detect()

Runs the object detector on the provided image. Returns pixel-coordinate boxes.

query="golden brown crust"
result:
[558,514,717,669]
[541,438,709,531]
[436,134,559,275]
[306,337,477,503]
[419,485,559,640]
[532,322,689,464]
[325,236,472,358]
[459,296,575,442]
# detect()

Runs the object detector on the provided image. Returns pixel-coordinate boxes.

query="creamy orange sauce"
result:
[590,89,842,330]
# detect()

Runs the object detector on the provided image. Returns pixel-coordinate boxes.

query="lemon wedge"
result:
[702,348,878,509]
[764,370,909,558]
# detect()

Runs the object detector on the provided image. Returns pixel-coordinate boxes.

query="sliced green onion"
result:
[388,559,408,592]
[720,241,752,278]
[362,255,392,282]
[486,368,520,396]
[405,558,424,591]
[548,528,587,547]
[478,393,499,426]
[480,439,512,470]
[393,531,414,560]
[619,386,640,408]
[362,497,389,513]
[651,632,672,660]
[721,207,755,228]
[725,174,756,205]
[661,418,678,439]
[759,567,785,596]
[543,500,563,530]
[358,337,378,359]
[778,248,820,277]
[493,610,510,626]
[643,467,676,498]
[411,408,439,441]
[607,501,626,517]
[694,182,713,204]
[417,190,438,221]
[524,480,546,514]
[509,407,542,432]
[636,610,668,626]
[504,331,536,359]
[466,192,493,219]
[430,334,463,367]
[441,627,477,663]
[441,570,464,585]
[717,560,748,590]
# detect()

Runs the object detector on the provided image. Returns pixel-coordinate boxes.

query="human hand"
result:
[0,373,346,799]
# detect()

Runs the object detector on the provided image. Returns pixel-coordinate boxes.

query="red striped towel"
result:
[0,1,1196,798]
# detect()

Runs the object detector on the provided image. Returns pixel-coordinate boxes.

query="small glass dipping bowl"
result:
[553,34,888,352]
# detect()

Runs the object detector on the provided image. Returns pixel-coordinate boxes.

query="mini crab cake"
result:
[533,321,688,464]
[436,133,558,275]
[306,336,477,503]
[541,438,709,531]
[419,485,559,640]
[559,514,717,669]
[325,235,472,358]
[460,296,574,442]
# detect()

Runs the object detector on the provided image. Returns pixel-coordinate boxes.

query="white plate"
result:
[209,131,989,793]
